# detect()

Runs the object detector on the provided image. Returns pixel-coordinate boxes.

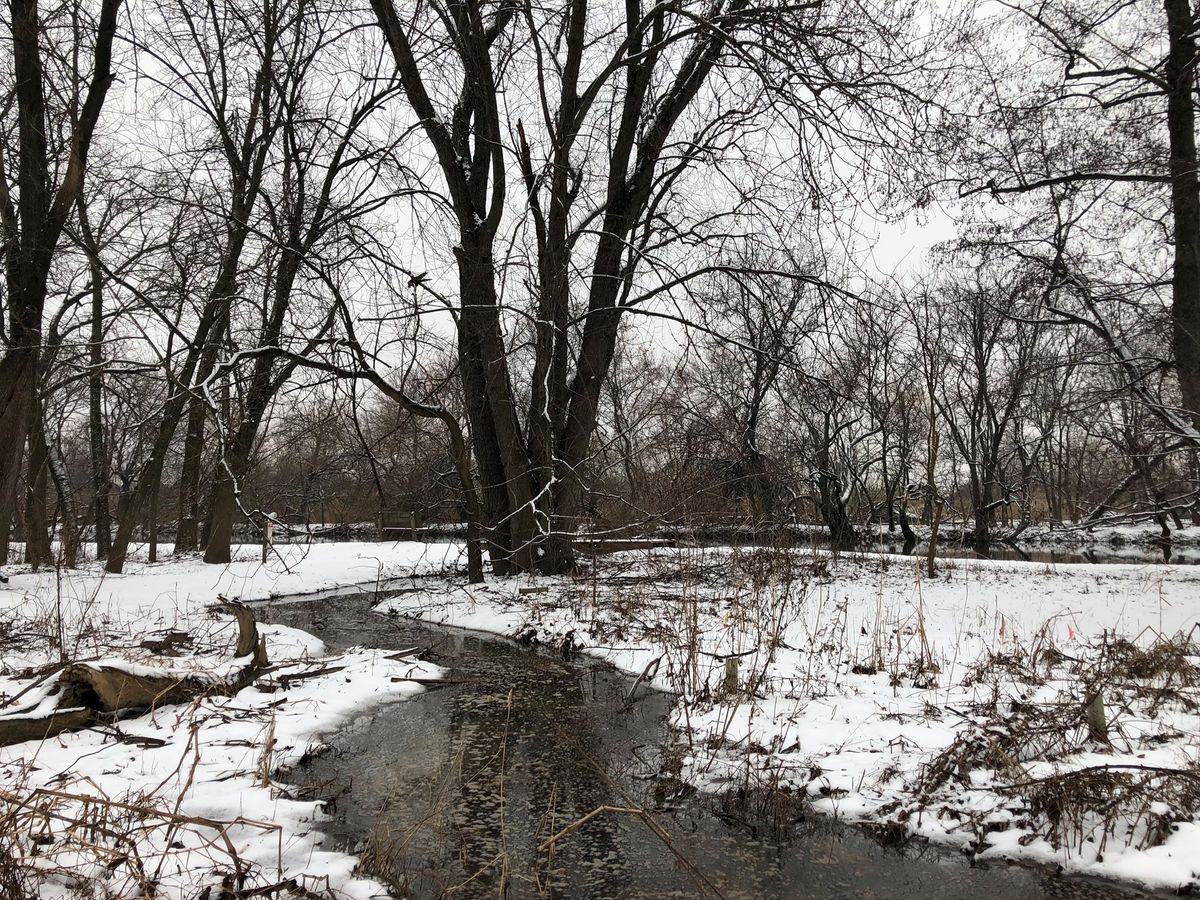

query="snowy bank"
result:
[376,547,1200,894]
[0,542,459,897]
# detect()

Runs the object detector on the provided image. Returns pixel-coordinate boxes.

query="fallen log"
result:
[0,601,268,747]
[57,663,217,711]
[0,708,96,746]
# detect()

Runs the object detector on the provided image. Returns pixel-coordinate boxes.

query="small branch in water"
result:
[537,805,647,853]
[626,654,662,705]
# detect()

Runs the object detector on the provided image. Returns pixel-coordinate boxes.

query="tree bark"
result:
[456,243,538,573]
[44,421,80,568]
[23,411,52,570]
[0,0,121,552]
[181,305,229,555]
[175,398,206,553]
[1165,0,1200,430]
[203,420,256,565]
[0,354,36,559]
[147,477,159,563]
[816,469,857,549]
[80,198,111,561]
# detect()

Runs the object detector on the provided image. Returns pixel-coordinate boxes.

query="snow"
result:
[0,541,458,898]
[375,546,1200,894]
[2,540,1198,895]
[1013,522,1200,548]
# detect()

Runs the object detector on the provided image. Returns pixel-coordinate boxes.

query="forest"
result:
[0,0,1194,573]
[0,0,1199,898]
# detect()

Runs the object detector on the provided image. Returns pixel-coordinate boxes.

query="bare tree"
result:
[953,0,1200,438]
[0,0,122,554]
[368,0,932,573]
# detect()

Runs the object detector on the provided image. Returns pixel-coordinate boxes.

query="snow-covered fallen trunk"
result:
[0,602,269,748]
[0,647,442,898]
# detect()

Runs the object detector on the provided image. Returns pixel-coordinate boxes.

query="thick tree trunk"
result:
[204,380,267,563]
[0,352,36,559]
[456,244,540,573]
[203,463,240,565]
[1166,0,1200,430]
[898,501,917,545]
[973,494,992,551]
[442,411,485,584]
[175,398,206,553]
[815,455,856,550]
[177,306,227,554]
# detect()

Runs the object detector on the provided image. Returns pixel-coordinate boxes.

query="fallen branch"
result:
[0,602,269,747]
[537,805,646,853]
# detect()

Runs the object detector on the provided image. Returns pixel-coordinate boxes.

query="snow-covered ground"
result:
[2,540,1197,896]
[0,542,460,898]
[986,522,1200,547]
[376,546,1200,894]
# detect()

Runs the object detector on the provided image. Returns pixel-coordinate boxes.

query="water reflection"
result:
[836,538,1183,566]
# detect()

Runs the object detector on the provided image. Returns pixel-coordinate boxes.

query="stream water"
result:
[261,592,1157,900]
[819,540,1193,566]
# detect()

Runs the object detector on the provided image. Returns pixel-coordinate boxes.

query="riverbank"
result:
[377,546,1200,894]
[268,592,1146,899]
[0,542,454,898]
[1,541,1196,896]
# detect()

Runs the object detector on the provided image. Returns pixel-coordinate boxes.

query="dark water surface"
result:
[831,540,1191,566]
[261,593,1155,900]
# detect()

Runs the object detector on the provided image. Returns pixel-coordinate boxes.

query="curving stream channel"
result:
[261,590,1154,900]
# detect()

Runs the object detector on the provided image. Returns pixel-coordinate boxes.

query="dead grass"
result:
[907,628,1200,861]
[1014,764,1200,855]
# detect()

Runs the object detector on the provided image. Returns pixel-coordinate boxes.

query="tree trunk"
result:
[1165,0,1200,431]
[45,426,80,568]
[815,462,856,549]
[147,479,159,563]
[203,468,239,565]
[0,352,36,559]
[455,243,540,573]
[87,283,111,560]
[926,413,941,577]
[177,304,228,554]
[24,411,52,571]
[881,442,896,532]
[108,431,176,573]
[175,398,206,553]
[78,192,112,561]
[973,498,991,551]
[899,503,917,545]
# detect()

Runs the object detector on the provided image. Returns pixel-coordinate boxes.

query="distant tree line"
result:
[0,0,1195,579]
